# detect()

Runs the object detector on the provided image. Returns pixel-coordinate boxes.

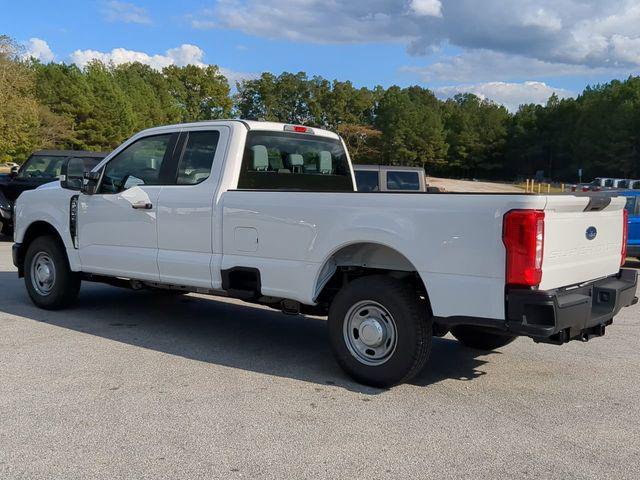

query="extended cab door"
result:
[156,126,229,288]
[78,133,178,281]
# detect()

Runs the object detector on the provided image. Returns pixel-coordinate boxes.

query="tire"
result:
[24,235,81,310]
[450,326,516,350]
[328,275,432,388]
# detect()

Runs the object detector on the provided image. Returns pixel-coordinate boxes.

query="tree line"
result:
[2,35,639,181]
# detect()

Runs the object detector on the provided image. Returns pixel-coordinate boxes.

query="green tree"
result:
[375,86,447,169]
[0,36,71,162]
[114,62,181,131]
[442,93,509,178]
[164,64,232,122]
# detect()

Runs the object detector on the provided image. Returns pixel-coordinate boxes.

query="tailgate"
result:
[540,195,625,290]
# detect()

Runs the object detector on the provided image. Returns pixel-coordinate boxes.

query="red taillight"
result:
[284,124,314,134]
[621,208,629,266]
[503,210,545,287]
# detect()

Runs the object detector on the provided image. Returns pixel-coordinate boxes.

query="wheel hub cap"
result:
[359,318,385,347]
[343,301,398,366]
[30,252,56,296]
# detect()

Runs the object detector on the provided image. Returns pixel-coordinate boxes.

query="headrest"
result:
[319,151,332,174]
[288,153,304,166]
[251,145,269,171]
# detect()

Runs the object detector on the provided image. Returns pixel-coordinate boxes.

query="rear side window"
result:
[238,131,353,191]
[177,131,220,185]
[625,197,637,214]
[355,170,380,192]
[386,171,420,191]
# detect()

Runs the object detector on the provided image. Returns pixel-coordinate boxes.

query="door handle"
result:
[132,202,153,210]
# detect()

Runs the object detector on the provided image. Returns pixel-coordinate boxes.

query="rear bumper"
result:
[435,269,638,344]
[505,269,637,343]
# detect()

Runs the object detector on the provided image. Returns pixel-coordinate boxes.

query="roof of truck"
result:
[135,119,341,140]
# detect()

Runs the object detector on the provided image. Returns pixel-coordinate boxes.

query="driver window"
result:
[100,134,172,194]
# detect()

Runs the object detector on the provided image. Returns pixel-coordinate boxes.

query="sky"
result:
[3,0,640,111]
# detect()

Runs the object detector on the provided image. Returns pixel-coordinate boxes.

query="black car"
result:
[0,150,108,236]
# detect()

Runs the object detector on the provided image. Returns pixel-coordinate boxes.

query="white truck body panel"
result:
[13,120,627,324]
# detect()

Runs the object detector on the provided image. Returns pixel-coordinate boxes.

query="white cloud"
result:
[68,44,255,85]
[101,1,151,24]
[200,0,640,77]
[433,81,575,112]
[70,44,205,69]
[23,38,55,62]
[409,0,442,18]
[402,49,634,83]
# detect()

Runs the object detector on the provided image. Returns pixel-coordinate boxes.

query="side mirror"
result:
[9,166,18,178]
[60,158,82,190]
[81,170,102,195]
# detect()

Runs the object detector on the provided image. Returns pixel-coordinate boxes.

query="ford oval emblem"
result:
[586,226,597,241]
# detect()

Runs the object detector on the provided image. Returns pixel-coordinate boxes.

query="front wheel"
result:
[24,236,81,310]
[328,275,432,388]
[450,326,516,350]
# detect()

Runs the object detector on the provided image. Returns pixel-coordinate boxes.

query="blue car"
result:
[621,191,640,259]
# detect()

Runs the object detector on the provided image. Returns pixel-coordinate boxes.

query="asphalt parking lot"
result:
[1,238,639,480]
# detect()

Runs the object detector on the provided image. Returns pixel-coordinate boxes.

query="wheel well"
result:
[315,243,432,316]
[15,221,65,277]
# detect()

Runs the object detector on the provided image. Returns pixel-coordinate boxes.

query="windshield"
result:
[18,155,66,179]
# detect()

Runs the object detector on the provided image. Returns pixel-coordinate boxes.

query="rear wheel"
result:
[24,236,80,310]
[328,275,431,388]
[451,326,516,350]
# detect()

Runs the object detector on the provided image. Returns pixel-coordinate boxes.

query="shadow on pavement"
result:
[0,270,493,394]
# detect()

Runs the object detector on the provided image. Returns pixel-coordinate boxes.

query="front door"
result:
[78,133,178,281]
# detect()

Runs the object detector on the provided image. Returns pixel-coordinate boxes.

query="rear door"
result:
[156,126,229,288]
[78,133,178,281]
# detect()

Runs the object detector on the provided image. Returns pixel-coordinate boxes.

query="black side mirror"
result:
[9,166,18,178]
[60,158,81,190]
[81,170,102,195]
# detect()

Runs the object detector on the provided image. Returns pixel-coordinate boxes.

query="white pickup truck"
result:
[12,120,638,387]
